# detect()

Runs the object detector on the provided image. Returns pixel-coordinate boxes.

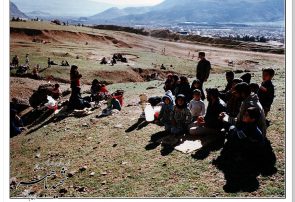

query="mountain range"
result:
[87,0,285,25]
[10,2,28,19]
[10,0,285,25]
[10,0,113,17]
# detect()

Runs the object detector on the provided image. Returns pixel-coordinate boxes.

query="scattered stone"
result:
[114,124,123,128]
[79,166,87,172]
[93,146,98,150]
[76,186,86,192]
[59,188,68,194]
[10,177,17,187]
[121,161,128,165]
[35,153,40,158]
[101,180,107,185]
[82,123,89,127]
[101,171,107,176]
[67,171,76,177]
[162,163,167,167]
[90,118,99,124]
[89,172,95,177]
[112,144,118,148]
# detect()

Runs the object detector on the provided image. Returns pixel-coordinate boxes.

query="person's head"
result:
[233,82,251,99]
[225,71,234,83]
[249,83,260,94]
[180,76,189,84]
[193,89,201,101]
[231,78,243,90]
[191,79,201,88]
[163,96,171,105]
[54,83,60,89]
[206,88,219,103]
[71,65,78,73]
[92,79,99,86]
[262,68,275,81]
[26,54,29,57]
[172,75,179,83]
[167,73,173,80]
[240,73,252,84]
[36,64,40,68]
[198,52,206,60]
[242,107,261,123]
[175,94,186,108]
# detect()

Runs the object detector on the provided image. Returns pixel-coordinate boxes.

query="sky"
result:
[90,0,164,7]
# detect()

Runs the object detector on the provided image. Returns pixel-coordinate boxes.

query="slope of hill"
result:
[87,0,285,25]
[10,0,113,17]
[10,1,28,19]
[86,6,152,24]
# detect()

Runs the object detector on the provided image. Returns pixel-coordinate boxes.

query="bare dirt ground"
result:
[9,21,285,198]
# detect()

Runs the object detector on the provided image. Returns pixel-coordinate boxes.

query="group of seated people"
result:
[158,68,276,192]
[68,65,123,111]
[100,54,128,65]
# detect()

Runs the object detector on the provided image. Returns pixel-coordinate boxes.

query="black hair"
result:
[232,78,243,84]
[54,83,60,88]
[180,76,189,83]
[249,83,259,94]
[199,52,205,57]
[263,68,275,77]
[175,94,187,108]
[193,89,201,95]
[226,71,234,78]
[234,82,251,96]
[206,88,219,99]
[92,79,99,86]
[246,107,261,121]
[240,73,252,84]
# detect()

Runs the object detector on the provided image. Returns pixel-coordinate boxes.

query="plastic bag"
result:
[44,95,57,110]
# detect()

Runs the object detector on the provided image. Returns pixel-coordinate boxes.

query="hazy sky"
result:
[90,0,164,7]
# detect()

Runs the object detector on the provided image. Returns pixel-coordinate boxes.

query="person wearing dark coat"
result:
[196,52,211,99]
[174,76,191,102]
[189,88,226,136]
[258,68,275,117]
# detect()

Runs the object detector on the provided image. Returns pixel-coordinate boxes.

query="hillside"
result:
[10,1,28,19]
[87,0,284,25]
[9,21,285,198]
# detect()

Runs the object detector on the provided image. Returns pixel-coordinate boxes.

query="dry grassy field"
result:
[9,21,285,198]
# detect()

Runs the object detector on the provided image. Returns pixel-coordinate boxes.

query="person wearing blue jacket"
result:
[158,90,174,132]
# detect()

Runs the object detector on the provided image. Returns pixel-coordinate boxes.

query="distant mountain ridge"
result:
[10,2,28,19]
[86,0,285,25]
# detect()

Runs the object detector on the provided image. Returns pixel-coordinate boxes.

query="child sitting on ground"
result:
[51,83,61,100]
[258,68,275,117]
[214,107,265,192]
[221,71,235,93]
[188,89,205,121]
[171,94,192,137]
[158,90,174,132]
[191,79,205,100]
[90,79,102,102]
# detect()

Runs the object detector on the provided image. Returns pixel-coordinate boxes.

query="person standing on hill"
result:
[196,52,211,100]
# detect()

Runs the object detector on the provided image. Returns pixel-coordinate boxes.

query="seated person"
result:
[32,64,40,79]
[158,90,174,132]
[221,82,267,136]
[68,87,91,110]
[190,88,226,137]
[10,108,25,136]
[214,107,266,192]
[171,94,192,137]
[51,84,62,100]
[221,71,235,93]
[90,79,102,101]
[100,57,107,64]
